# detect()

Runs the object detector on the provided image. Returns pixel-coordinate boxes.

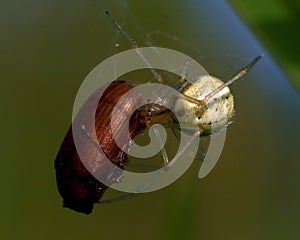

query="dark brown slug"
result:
[55,81,146,214]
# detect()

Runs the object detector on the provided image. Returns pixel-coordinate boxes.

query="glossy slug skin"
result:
[55,81,146,214]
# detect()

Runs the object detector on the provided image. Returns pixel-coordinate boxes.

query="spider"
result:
[105,10,261,166]
[54,11,261,214]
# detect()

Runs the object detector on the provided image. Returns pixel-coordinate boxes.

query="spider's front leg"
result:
[138,103,176,166]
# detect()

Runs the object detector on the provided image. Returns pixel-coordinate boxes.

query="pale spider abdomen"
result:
[175,75,235,135]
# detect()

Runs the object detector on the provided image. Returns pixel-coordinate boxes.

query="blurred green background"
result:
[228,0,300,91]
[1,0,299,240]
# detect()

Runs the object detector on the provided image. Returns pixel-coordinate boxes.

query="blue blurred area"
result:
[228,0,300,91]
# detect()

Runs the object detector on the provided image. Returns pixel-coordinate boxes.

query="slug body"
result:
[55,81,146,214]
